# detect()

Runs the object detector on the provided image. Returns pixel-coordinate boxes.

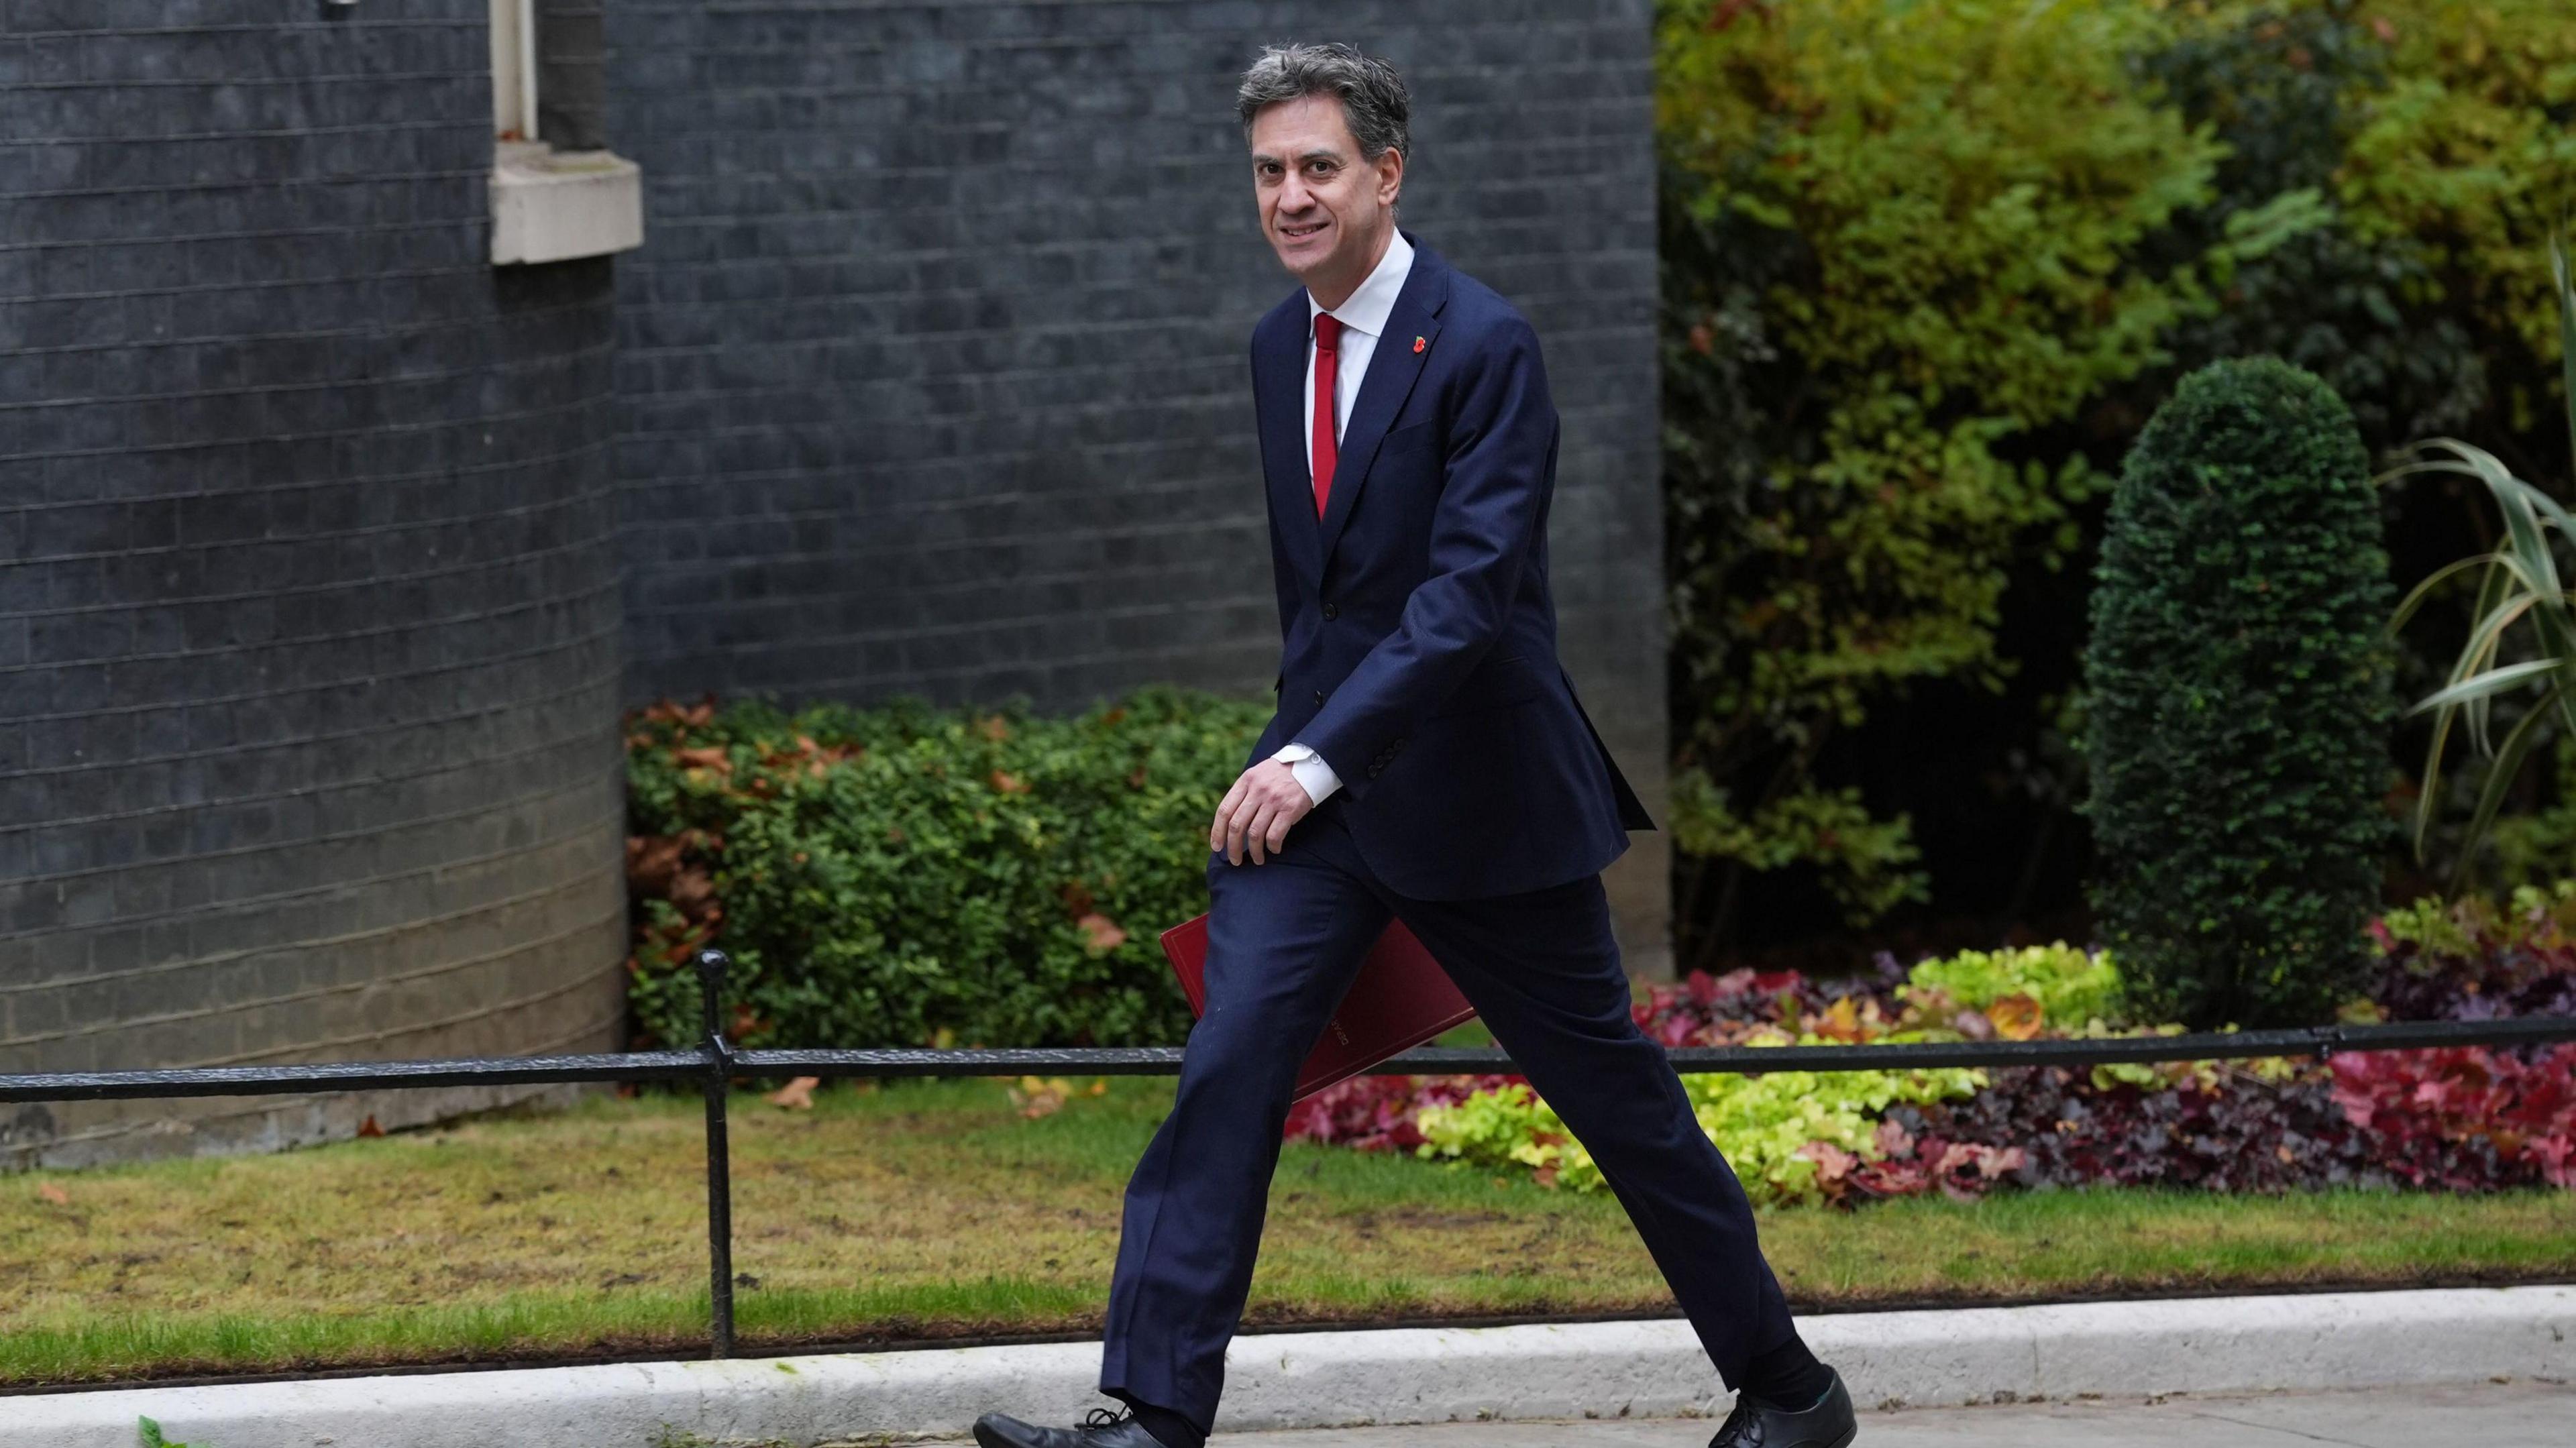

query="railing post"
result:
[695,948,737,1359]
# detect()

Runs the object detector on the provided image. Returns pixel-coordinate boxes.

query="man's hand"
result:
[1209,759,1316,865]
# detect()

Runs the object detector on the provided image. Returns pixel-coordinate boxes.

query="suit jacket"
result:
[1248,231,1655,900]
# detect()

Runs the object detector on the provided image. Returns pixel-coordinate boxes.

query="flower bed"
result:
[1283,887,2576,1207]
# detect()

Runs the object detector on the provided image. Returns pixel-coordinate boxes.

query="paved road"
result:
[1216,1379,2573,1446]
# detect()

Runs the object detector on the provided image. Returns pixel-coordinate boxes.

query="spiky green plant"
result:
[2387,235,2576,881]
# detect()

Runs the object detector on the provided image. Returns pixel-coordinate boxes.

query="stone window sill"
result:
[490,140,643,266]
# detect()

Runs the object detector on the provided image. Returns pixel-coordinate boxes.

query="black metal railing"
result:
[6,948,2574,1357]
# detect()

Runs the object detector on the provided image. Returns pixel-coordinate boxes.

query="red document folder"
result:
[1159,912,1479,1100]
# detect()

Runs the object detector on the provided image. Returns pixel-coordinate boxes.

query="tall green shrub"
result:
[2086,357,2396,1027]
[623,687,1268,1052]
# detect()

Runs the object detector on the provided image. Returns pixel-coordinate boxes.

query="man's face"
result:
[1249,93,1403,302]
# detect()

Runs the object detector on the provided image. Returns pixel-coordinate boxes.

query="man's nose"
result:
[1276,175,1313,214]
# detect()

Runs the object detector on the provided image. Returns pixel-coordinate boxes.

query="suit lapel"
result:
[1253,304,1322,589]
[1317,241,1450,573]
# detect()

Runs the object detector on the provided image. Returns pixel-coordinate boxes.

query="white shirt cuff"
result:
[1271,742,1343,805]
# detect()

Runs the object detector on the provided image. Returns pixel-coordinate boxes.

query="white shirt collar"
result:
[1308,229,1414,340]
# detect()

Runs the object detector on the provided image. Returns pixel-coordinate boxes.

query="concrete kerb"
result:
[6,1285,2569,1448]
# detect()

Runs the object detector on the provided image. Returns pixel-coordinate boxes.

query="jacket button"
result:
[1312,689,1325,705]
[1322,603,1340,621]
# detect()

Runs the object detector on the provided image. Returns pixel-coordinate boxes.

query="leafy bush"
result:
[2369,881,2576,1027]
[2330,1044,2576,1189]
[1292,897,2576,1203]
[1657,0,2257,944]
[1656,0,2576,959]
[1900,944,2126,1032]
[1348,940,2127,1203]
[1283,1073,1513,1155]
[1619,942,2133,1051]
[1872,1038,2576,1202]
[2086,357,2397,1029]
[1878,1063,2388,1199]
[1628,955,1909,1046]
[623,688,1267,1052]
[1413,1058,1984,1208]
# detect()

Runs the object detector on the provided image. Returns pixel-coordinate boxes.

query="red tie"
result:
[1310,312,1343,518]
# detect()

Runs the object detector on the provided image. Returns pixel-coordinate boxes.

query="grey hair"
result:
[1236,42,1411,164]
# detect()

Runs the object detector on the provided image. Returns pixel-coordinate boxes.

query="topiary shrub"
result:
[2085,356,2395,1028]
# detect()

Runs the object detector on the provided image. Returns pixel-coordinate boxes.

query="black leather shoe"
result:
[1708,1364,1858,1447]
[973,1405,1171,1448]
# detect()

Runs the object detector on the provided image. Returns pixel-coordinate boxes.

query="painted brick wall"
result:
[0,0,630,1167]
[606,0,1671,962]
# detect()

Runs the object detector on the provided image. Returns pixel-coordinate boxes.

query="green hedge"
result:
[2085,356,2396,1029]
[623,688,1268,1052]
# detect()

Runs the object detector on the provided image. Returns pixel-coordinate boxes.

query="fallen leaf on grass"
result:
[1009,1076,1074,1119]
[358,1115,384,1137]
[37,1182,68,1206]
[765,1076,820,1110]
[1005,1075,1107,1119]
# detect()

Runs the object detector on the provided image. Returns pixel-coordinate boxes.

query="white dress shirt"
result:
[1273,229,1416,807]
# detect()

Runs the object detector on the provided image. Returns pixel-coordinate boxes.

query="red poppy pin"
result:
[1412,336,1426,353]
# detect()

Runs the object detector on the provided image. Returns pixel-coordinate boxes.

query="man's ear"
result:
[1377,148,1405,210]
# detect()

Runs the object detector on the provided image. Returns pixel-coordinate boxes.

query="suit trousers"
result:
[1095,793,1801,1431]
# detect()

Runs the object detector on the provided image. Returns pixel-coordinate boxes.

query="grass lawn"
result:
[2,1074,2571,1389]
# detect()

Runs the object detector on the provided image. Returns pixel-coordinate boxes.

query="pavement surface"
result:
[1214,1379,2575,1447]
[15,1288,2571,1448]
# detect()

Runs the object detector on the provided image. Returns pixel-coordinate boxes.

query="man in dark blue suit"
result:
[976,42,1857,1448]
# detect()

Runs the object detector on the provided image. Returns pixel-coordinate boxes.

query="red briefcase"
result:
[1158,912,1479,1100]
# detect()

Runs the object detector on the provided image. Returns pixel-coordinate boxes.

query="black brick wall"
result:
[605,0,1671,958]
[537,0,608,152]
[0,0,630,1167]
